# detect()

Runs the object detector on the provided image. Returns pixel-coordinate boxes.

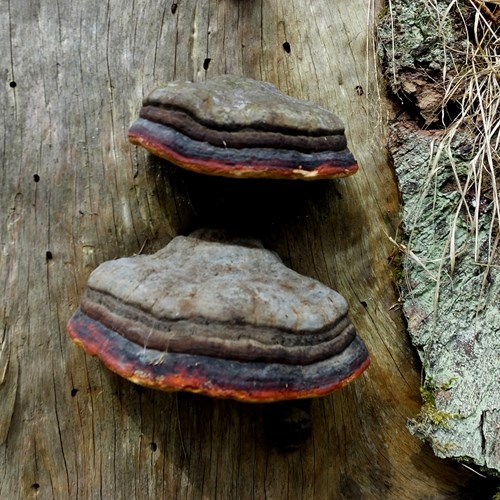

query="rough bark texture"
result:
[379,0,500,475]
[391,123,500,473]
[0,0,494,498]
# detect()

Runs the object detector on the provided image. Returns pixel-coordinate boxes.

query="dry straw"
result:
[389,0,500,278]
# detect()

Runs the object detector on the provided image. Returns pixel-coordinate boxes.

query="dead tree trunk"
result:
[0,0,485,498]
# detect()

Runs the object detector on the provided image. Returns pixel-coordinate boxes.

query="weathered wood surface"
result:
[0,0,487,498]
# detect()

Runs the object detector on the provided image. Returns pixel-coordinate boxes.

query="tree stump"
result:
[0,0,491,498]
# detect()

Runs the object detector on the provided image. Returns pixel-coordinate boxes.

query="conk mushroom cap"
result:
[67,230,369,402]
[128,75,358,180]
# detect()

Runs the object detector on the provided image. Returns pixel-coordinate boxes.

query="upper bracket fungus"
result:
[67,230,369,403]
[128,75,358,180]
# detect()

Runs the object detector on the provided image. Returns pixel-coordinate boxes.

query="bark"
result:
[0,0,489,498]
[379,0,500,475]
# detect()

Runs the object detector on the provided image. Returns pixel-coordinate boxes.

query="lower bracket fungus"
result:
[128,75,358,180]
[67,230,369,403]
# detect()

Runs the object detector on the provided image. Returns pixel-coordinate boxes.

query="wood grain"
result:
[0,0,486,498]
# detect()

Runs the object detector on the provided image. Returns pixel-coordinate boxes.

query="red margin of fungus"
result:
[128,128,358,181]
[67,308,370,403]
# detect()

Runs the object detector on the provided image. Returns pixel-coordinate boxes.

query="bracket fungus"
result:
[67,230,369,403]
[128,75,358,180]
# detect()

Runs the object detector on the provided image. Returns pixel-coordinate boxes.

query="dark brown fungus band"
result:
[128,75,358,180]
[67,230,369,403]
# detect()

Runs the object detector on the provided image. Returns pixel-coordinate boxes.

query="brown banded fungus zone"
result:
[67,230,369,403]
[128,75,358,180]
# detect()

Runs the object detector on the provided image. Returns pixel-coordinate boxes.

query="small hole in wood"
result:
[71,388,78,397]
[150,442,158,452]
[203,58,211,70]
[171,2,178,14]
[360,300,368,308]
[9,81,17,88]
[31,483,40,491]
[33,174,40,182]
[46,251,53,260]
[282,42,291,53]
